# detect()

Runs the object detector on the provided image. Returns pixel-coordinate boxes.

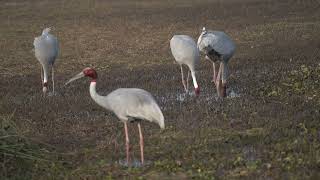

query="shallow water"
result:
[158,87,240,105]
[47,92,56,97]
[117,159,152,168]
[176,91,196,102]
[227,89,241,98]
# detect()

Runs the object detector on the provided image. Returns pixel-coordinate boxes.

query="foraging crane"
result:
[170,35,200,96]
[65,67,165,165]
[197,27,235,97]
[33,27,59,94]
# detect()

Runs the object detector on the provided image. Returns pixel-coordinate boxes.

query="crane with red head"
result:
[65,67,165,166]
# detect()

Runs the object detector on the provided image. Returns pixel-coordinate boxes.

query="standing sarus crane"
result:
[197,27,235,97]
[170,35,200,96]
[65,67,165,166]
[33,27,59,94]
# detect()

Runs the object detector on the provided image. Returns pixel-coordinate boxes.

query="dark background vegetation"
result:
[1,0,320,178]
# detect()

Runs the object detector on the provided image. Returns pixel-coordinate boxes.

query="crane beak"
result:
[65,72,85,86]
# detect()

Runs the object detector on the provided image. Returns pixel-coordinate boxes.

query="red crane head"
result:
[195,86,200,96]
[65,67,98,86]
[83,67,98,80]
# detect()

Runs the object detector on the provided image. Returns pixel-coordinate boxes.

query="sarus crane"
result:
[65,67,165,166]
[33,27,59,94]
[170,35,200,96]
[197,27,235,97]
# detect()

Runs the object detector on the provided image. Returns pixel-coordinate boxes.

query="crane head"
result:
[83,67,98,79]
[42,27,51,36]
[197,27,207,50]
[43,82,48,94]
[195,87,200,96]
[65,67,98,85]
[202,27,206,32]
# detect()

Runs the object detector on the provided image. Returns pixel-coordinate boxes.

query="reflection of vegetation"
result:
[0,113,66,179]
[261,64,320,103]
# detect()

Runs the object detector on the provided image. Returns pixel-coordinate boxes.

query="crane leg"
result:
[211,62,218,85]
[137,123,144,165]
[180,65,188,93]
[52,66,55,95]
[124,122,130,166]
[51,65,54,95]
[216,63,223,97]
[186,70,190,93]
[221,63,227,97]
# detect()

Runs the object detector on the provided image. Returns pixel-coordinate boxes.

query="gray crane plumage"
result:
[197,27,236,97]
[90,86,165,129]
[170,35,200,72]
[170,35,200,95]
[33,27,59,94]
[197,28,235,62]
[65,67,164,165]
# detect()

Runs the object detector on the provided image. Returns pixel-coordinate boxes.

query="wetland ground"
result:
[1,0,320,179]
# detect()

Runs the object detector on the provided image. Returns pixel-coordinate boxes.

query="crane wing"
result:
[106,88,165,129]
[34,34,59,65]
[170,35,200,67]
[198,31,235,59]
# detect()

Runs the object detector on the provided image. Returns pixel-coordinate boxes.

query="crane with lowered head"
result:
[197,27,236,97]
[170,35,200,96]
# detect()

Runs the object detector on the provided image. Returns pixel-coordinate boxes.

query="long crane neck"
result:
[191,70,200,95]
[191,71,198,89]
[89,80,111,110]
